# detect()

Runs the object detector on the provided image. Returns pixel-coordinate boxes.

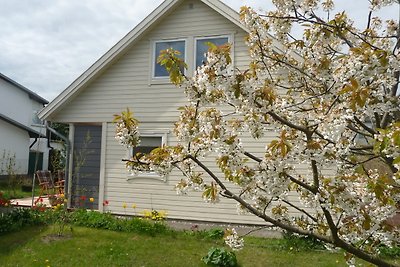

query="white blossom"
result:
[224,228,244,251]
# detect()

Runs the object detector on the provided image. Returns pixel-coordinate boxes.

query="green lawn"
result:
[0,226,351,267]
[0,180,40,199]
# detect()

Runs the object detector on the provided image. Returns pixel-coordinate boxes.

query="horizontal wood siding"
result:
[104,122,266,224]
[49,1,313,224]
[52,0,250,123]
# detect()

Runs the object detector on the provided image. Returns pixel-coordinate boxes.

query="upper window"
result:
[195,37,229,68]
[153,40,186,78]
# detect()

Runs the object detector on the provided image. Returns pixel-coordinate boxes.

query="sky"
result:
[0,0,398,102]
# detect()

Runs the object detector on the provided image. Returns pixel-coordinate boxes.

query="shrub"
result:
[0,191,11,207]
[281,231,325,251]
[184,227,225,242]
[0,205,171,237]
[206,228,225,240]
[0,208,49,235]
[69,209,169,236]
[378,244,400,258]
[202,247,238,267]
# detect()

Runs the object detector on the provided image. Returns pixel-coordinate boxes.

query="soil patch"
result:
[41,233,72,244]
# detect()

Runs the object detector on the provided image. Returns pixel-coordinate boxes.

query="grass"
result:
[0,207,398,267]
[0,225,351,267]
[0,180,40,199]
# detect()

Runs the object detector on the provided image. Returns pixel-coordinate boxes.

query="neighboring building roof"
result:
[38,0,284,120]
[0,113,45,138]
[0,72,48,104]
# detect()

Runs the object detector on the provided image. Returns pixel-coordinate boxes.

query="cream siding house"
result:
[39,0,288,224]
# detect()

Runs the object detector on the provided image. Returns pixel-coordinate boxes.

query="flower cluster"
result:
[0,191,10,207]
[224,228,244,251]
[113,108,140,148]
[33,197,47,212]
[115,0,400,265]
[142,209,167,221]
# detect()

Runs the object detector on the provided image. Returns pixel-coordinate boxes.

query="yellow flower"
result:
[132,203,137,209]
[60,194,65,198]
[122,202,127,209]
[142,210,151,217]
[158,210,167,218]
[89,197,94,203]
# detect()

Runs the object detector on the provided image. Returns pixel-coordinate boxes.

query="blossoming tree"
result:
[114,0,400,266]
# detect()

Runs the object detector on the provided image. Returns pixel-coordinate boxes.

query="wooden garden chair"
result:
[35,170,54,197]
[54,170,65,194]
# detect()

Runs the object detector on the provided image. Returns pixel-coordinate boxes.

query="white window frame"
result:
[193,34,232,70]
[126,131,168,182]
[151,38,187,81]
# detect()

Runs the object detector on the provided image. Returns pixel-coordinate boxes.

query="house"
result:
[38,0,285,224]
[0,73,49,177]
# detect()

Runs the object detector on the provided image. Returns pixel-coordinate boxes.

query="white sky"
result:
[0,0,398,101]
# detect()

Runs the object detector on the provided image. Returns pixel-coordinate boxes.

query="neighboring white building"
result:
[38,0,286,224]
[0,73,49,176]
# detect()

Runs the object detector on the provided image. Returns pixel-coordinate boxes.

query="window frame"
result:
[151,38,187,81]
[126,131,168,182]
[193,35,231,70]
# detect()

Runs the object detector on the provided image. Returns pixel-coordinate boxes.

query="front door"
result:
[72,125,102,209]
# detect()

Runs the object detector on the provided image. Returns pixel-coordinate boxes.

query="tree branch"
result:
[187,154,332,243]
[280,198,318,222]
[267,111,309,133]
[321,207,396,267]
[244,151,262,163]
[285,173,317,194]
[353,116,378,136]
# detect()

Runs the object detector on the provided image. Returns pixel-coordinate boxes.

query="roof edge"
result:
[38,0,181,120]
[201,0,248,33]
[0,113,46,138]
[0,73,48,104]
[38,0,288,121]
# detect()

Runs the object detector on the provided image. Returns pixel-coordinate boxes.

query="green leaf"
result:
[362,214,371,230]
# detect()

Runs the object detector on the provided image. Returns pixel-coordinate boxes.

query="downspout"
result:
[47,129,54,149]
[45,123,71,206]
[29,138,38,149]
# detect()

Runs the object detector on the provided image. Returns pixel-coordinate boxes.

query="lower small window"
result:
[127,132,167,181]
[132,136,162,156]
